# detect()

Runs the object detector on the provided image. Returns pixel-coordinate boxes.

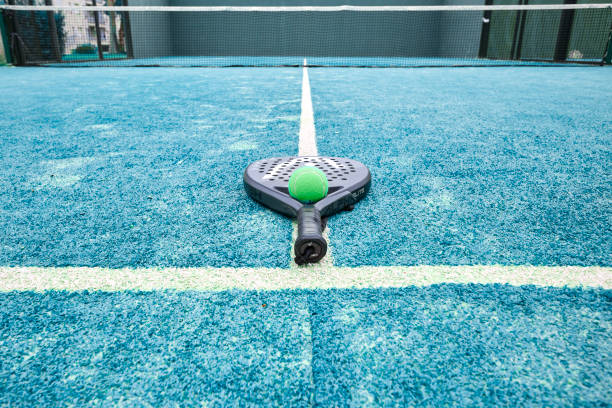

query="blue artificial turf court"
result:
[1,61,610,407]
[0,2,611,406]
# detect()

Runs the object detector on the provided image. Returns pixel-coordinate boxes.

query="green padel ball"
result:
[288,166,328,203]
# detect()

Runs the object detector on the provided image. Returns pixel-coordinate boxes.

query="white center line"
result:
[298,59,317,157]
[292,59,334,268]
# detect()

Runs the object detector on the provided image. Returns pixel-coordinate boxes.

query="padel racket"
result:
[244,156,370,265]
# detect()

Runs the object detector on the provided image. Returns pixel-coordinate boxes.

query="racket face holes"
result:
[250,157,367,191]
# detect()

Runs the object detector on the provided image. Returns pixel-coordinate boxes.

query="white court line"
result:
[298,59,317,157]
[296,70,318,405]
[0,266,610,292]
[292,59,334,268]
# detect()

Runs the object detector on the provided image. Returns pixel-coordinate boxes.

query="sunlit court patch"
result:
[0,68,304,268]
[310,67,612,267]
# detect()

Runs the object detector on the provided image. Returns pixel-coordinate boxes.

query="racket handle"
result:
[294,205,327,265]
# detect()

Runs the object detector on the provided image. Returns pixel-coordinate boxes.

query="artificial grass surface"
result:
[0,63,612,407]
[310,67,612,267]
[1,66,610,406]
[2,67,609,269]
[0,284,610,406]
[0,68,302,268]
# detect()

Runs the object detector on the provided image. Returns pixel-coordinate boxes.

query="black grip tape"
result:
[294,205,327,265]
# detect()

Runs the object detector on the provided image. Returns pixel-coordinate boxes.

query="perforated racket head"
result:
[244,156,370,218]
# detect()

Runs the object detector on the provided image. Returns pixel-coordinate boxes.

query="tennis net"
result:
[1,2,611,67]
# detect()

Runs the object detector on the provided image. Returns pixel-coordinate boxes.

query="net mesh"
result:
[2,2,611,67]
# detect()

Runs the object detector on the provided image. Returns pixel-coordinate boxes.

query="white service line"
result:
[1,266,610,292]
